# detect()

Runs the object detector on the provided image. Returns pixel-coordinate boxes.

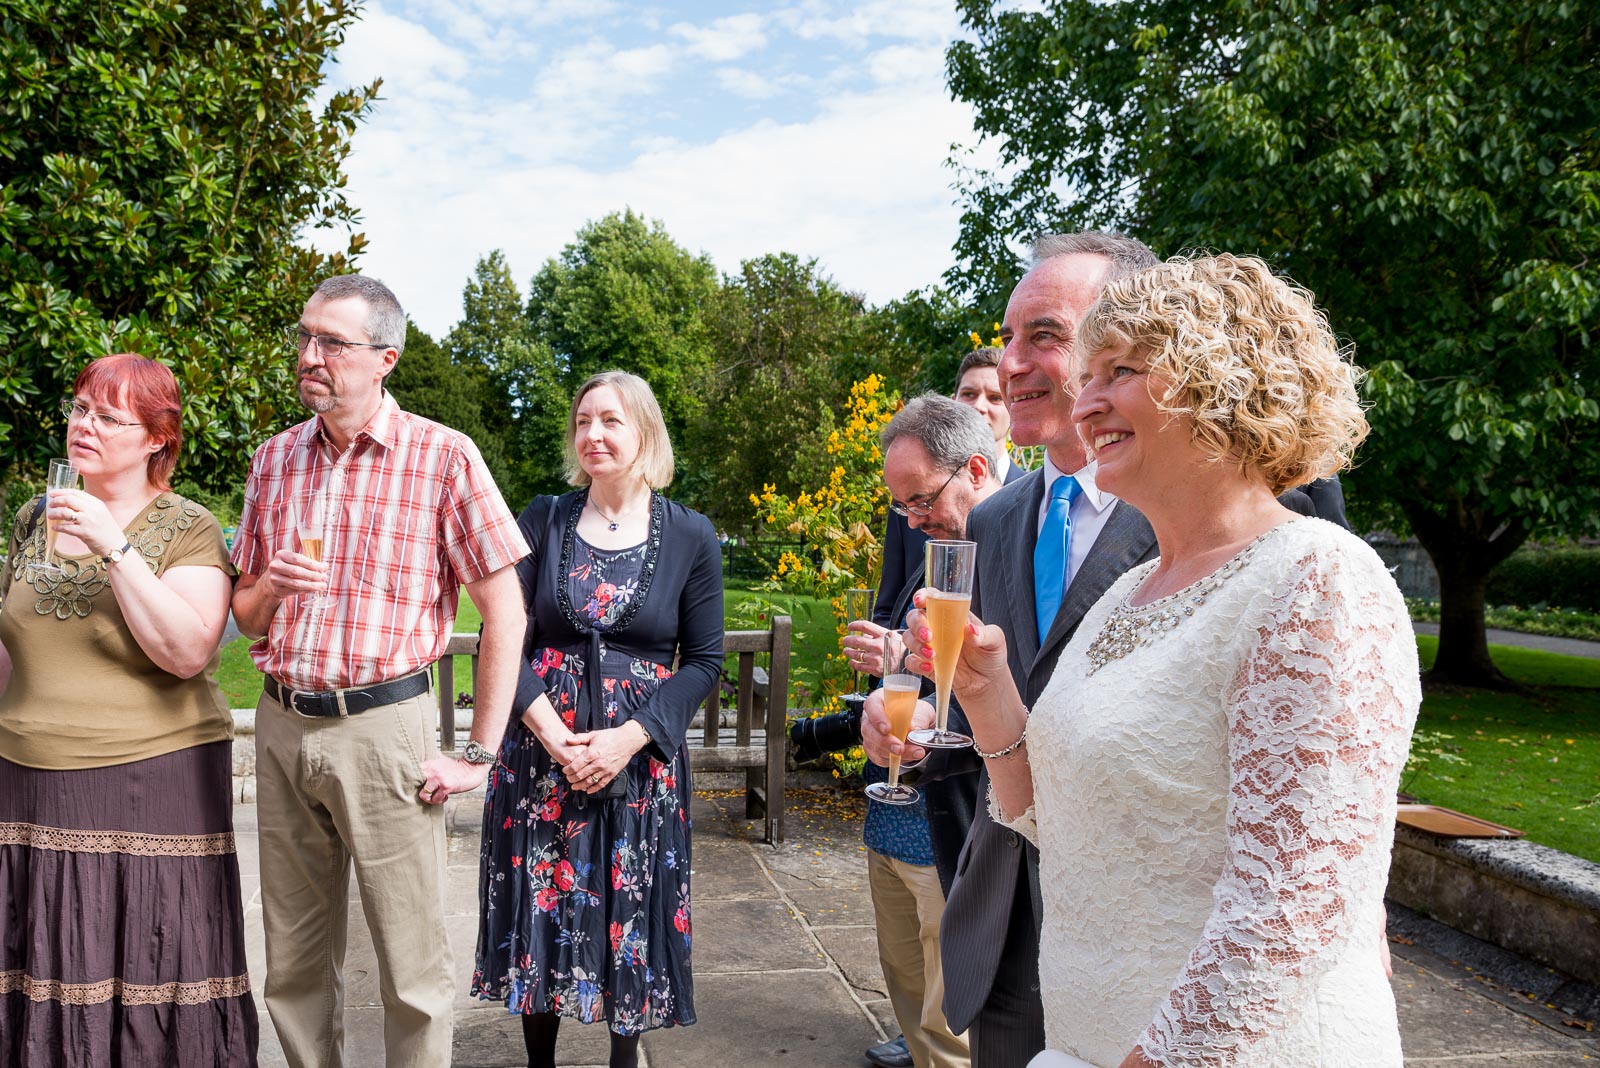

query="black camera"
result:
[789,694,866,765]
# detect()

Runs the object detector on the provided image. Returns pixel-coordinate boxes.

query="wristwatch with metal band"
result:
[461,739,495,765]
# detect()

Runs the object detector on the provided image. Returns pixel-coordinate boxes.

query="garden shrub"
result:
[1487,548,1600,612]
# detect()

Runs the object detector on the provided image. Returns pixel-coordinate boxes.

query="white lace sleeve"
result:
[1137,541,1419,1066]
[987,782,1038,845]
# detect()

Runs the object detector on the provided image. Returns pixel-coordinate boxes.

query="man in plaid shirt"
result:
[231,274,529,1067]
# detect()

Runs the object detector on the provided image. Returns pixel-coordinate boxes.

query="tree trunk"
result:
[1401,499,1528,690]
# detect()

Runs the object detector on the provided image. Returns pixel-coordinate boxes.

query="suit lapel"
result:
[889,562,926,630]
[1031,500,1157,676]
[991,470,1046,668]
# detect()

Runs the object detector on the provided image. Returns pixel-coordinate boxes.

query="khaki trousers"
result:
[868,848,972,1068]
[255,687,453,1068]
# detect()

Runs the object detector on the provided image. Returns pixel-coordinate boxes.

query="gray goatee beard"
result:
[299,382,336,414]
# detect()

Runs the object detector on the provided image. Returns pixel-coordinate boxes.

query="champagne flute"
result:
[294,492,330,608]
[865,629,920,806]
[32,459,81,578]
[908,539,976,749]
[843,586,875,698]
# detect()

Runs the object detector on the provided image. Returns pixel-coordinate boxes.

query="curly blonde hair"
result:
[1077,253,1368,494]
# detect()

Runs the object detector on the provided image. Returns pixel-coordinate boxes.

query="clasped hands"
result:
[535,716,649,794]
[859,589,1011,768]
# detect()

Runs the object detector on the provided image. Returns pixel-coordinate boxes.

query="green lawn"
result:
[1405,637,1600,863]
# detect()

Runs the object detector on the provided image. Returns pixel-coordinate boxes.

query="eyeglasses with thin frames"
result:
[61,400,143,436]
[889,459,972,518]
[288,325,392,359]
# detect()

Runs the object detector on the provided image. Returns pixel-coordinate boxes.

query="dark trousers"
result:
[966,872,1046,1068]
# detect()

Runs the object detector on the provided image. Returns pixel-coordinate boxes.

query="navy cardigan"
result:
[510,490,724,762]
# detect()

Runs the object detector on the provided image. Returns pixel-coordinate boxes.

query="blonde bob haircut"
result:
[563,370,676,489]
[1078,253,1368,494]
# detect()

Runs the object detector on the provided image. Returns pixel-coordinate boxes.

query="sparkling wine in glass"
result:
[865,629,920,806]
[908,539,976,750]
[33,459,80,577]
[843,586,875,698]
[294,492,330,607]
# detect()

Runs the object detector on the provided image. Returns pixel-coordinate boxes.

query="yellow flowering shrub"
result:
[748,374,900,776]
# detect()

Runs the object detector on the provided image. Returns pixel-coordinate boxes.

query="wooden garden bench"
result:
[436,614,792,843]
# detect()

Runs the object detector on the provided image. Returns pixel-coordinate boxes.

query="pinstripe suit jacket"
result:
[934,467,1158,1036]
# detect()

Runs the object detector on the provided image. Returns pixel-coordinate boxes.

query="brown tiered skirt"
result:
[0,741,258,1066]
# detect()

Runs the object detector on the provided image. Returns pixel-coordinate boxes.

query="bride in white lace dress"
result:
[907,254,1420,1067]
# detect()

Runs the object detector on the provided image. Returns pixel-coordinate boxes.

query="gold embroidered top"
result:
[0,493,237,769]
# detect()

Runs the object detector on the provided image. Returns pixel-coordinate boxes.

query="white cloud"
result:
[533,41,676,105]
[714,67,781,100]
[866,43,946,88]
[307,1,994,334]
[670,13,768,62]
[329,3,471,90]
[776,0,958,48]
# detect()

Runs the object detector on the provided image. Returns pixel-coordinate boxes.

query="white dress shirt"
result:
[1035,456,1118,592]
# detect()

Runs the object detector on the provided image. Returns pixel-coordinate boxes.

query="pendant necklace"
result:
[591,496,641,532]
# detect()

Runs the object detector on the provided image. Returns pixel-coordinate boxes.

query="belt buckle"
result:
[289,687,327,718]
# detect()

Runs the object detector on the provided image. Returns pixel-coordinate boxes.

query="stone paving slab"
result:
[238,788,1598,1066]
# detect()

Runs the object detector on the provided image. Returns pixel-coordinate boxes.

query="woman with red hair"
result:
[0,354,257,1065]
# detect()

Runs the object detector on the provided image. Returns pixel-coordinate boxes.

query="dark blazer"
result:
[1281,476,1350,530]
[928,469,1158,1036]
[510,490,724,762]
[873,456,1027,628]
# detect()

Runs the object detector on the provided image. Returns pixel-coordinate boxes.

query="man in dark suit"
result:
[875,347,1027,631]
[864,232,1163,1066]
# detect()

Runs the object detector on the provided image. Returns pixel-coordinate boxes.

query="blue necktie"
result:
[1034,474,1082,640]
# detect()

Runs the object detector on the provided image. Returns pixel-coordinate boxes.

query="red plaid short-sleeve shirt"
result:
[231,393,529,691]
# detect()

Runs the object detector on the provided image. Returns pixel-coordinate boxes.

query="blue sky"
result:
[310,0,993,335]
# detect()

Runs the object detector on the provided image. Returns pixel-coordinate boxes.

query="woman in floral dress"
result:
[473,372,723,1068]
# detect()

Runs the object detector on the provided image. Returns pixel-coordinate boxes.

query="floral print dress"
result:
[472,536,694,1034]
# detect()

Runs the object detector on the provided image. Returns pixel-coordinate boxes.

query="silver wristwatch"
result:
[461,740,495,765]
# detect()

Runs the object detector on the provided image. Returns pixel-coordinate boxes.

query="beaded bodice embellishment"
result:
[556,489,662,637]
[1084,527,1276,675]
[8,495,202,621]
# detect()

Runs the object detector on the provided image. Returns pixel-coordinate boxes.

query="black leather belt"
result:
[264,670,431,718]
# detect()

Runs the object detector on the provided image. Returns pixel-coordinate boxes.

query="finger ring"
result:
[590,773,599,784]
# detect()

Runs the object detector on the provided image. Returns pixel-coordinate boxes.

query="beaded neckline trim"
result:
[556,489,663,636]
[1083,521,1297,675]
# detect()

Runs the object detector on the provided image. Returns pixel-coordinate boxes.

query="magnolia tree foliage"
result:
[0,0,376,498]
[946,0,1600,686]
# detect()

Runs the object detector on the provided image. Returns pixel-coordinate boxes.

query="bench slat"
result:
[436,615,791,843]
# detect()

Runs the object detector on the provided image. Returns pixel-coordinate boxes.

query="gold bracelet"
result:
[974,721,1027,760]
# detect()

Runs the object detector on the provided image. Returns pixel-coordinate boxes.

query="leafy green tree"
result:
[523,210,718,493]
[437,253,544,498]
[946,0,1600,686]
[689,253,875,527]
[865,284,989,396]
[0,0,376,499]
[383,320,517,494]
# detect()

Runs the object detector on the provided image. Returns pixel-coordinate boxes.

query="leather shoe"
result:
[865,1034,913,1067]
